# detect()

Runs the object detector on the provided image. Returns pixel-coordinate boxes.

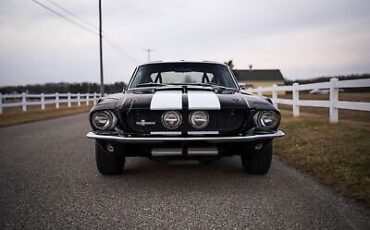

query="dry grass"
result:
[0,104,93,127]
[278,104,370,124]
[275,109,370,208]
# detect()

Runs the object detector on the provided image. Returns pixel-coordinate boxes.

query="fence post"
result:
[93,92,97,105]
[272,84,278,107]
[41,93,45,110]
[292,83,300,117]
[0,93,3,115]
[22,92,27,112]
[67,93,71,107]
[55,93,60,109]
[329,78,339,123]
[86,93,89,106]
[77,93,81,107]
[257,87,262,96]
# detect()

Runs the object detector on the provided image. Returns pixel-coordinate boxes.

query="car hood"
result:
[115,89,275,111]
[93,87,276,112]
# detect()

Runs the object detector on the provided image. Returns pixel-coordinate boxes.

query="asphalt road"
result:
[0,113,369,229]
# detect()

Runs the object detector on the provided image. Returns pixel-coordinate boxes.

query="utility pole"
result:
[99,0,104,96]
[143,48,154,62]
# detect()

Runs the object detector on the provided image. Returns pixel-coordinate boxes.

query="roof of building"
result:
[233,69,285,82]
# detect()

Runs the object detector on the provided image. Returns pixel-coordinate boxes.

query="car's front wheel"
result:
[241,141,272,175]
[95,141,125,175]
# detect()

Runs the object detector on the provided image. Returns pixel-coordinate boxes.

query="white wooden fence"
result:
[247,78,370,123]
[0,92,99,115]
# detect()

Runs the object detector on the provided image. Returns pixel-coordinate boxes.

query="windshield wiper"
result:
[213,85,239,92]
[186,83,238,92]
[134,82,167,88]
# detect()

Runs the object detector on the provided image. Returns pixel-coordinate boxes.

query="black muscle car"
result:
[87,61,284,175]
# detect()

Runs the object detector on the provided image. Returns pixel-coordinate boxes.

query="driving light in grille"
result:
[254,111,279,131]
[189,111,209,129]
[91,111,117,130]
[162,111,182,130]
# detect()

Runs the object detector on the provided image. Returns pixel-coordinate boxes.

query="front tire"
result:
[241,141,272,175]
[95,141,125,175]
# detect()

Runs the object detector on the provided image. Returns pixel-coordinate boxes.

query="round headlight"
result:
[91,111,117,130]
[189,111,209,129]
[254,111,279,130]
[161,111,182,129]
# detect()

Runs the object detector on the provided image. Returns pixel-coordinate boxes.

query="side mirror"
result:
[238,83,246,90]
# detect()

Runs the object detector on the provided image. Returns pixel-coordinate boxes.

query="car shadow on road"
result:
[124,156,244,175]
[97,156,278,194]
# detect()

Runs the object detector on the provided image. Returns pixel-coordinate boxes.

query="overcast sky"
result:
[0,0,369,86]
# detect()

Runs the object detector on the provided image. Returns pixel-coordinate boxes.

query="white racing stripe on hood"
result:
[150,90,182,110]
[187,91,221,110]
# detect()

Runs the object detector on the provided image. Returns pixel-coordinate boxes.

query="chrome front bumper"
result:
[86,130,285,144]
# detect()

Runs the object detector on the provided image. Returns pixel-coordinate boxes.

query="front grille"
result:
[124,109,248,135]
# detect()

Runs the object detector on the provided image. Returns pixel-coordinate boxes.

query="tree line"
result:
[284,74,370,85]
[0,82,127,94]
[224,59,369,91]
[284,74,370,92]
[1,61,369,95]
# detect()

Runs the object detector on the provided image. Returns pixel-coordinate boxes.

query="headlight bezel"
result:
[253,111,280,131]
[91,110,118,131]
[189,111,209,129]
[161,111,183,130]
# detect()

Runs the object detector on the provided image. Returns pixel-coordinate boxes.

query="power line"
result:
[29,0,140,63]
[44,0,98,31]
[44,0,136,61]
[30,0,98,36]
[46,0,139,62]
[105,37,139,63]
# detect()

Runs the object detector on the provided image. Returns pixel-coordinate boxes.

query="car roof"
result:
[137,61,228,68]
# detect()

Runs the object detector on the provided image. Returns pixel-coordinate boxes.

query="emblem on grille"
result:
[136,120,156,126]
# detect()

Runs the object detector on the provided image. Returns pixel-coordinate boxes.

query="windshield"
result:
[129,63,238,89]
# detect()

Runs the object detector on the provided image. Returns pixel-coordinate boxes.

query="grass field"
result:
[275,109,370,208]
[0,104,93,127]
